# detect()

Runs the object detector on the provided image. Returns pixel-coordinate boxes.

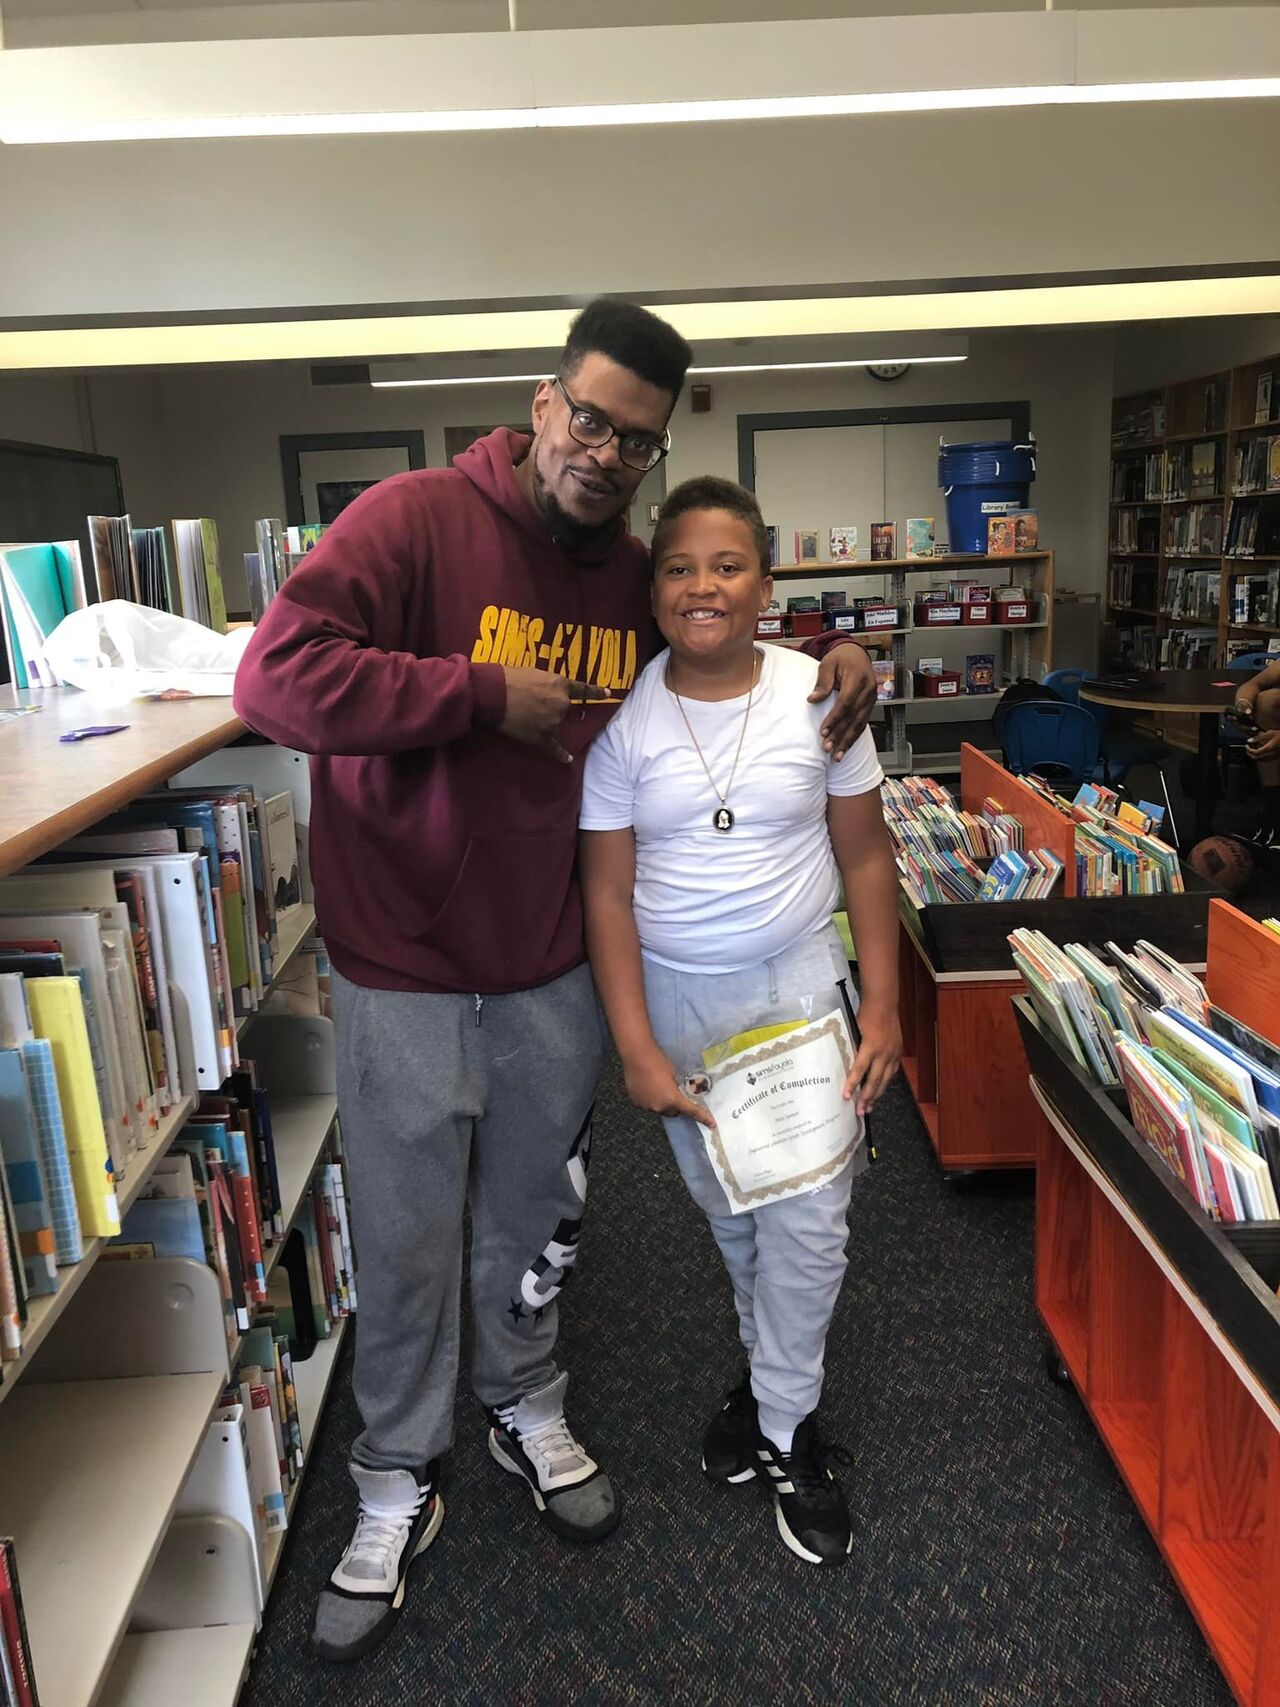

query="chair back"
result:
[1228,651,1274,674]
[1042,668,1088,706]
[1001,699,1101,786]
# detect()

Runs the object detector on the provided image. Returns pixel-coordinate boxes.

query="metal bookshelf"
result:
[763,551,1054,775]
[0,689,346,1707]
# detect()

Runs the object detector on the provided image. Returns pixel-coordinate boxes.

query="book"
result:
[870,523,896,561]
[240,1374,287,1533]
[172,519,228,634]
[764,526,779,569]
[1257,372,1274,426]
[965,653,996,694]
[87,514,139,606]
[0,1539,36,1707]
[1012,510,1039,552]
[793,529,820,563]
[24,978,119,1236]
[264,794,301,913]
[905,518,934,559]
[0,541,87,691]
[0,1052,56,1297]
[18,1039,82,1266]
[987,516,1016,556]
[828,526,857,561]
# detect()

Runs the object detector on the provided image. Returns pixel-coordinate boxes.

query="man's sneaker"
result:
[312,1463,444,1662]
[701,1368,758,1484]
[755,1415,853,1566]
[487,1371,619,1543]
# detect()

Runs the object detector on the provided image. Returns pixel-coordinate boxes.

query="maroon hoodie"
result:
[233,428,654,994]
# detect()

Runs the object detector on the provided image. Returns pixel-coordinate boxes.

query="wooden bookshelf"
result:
[1104,353,1280,746]
[1017,899,1280,1704]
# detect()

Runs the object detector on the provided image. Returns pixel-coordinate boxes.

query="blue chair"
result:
[1042,668,1087,705]
[1047,666,1166,784]
[1002,700,1101,790]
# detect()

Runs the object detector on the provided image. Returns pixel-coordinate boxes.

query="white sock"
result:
[763,1424,795,1455]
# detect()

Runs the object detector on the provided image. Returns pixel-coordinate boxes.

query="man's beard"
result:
[529,443,623,552]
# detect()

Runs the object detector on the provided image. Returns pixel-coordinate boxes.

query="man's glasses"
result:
[554,376,670,474]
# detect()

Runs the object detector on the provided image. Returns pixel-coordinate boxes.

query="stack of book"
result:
[0,1537,35,1705]
[1160,626,1219,670]
[172,519,228,633]
[1229,570,1280,629]
[1226,497,1280,559]
[881,778,1063,907]
[1162,561,1220,622]
[1229,435,1280,496]
[1015,926,1280,1227]
[1165,503,1223,556]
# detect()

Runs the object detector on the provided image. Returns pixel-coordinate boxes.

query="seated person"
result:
[578,476,901,1568]
[1233,657,1280,840]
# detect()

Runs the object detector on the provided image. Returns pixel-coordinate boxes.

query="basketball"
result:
[1187,835,1256,892]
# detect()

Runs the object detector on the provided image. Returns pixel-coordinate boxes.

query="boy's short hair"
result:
[651,476,772,575]
[560,299,692,402]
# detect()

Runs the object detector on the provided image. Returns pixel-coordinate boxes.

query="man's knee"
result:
[1255,687,1280,731]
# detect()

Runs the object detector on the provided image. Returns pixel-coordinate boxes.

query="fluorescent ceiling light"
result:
[3,79,1278,144]
[2,276,1277,373]
[369,354,969,388]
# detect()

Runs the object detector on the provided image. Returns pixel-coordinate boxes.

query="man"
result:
[233,298,878,1663]
[1233,655,1280,840]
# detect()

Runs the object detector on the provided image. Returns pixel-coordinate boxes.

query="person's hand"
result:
[498,669,610,764]
[1234,695,1258,726]
[1247,728,1280,760]
[808,642,877,761]
[623,1045,716,1129]
[842,1003,902,1117]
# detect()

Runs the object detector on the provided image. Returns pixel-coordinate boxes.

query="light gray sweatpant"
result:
[332,963,603,1471]
[641,926,867,1444]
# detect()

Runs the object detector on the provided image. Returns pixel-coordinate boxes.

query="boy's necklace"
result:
[666,651,760,834]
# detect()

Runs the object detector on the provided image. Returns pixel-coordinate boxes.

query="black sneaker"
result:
[312,1462,444,1662]
[755,1415,853,1566]
[487,1372,620,1543]
[701,1369,758,1484]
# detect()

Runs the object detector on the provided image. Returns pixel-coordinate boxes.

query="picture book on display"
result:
[0,540,88,689]
[172,518,228,633]
[870,523,896,561]
[882,776,1063,906]
[1016,926,1280,1233]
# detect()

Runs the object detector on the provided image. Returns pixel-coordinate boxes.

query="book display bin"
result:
[897,745,1219,1173]
[1016,900,1280,1705]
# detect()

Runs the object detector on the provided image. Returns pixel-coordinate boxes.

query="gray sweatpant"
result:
[641,926,866,1444]
[332,963,603,1471]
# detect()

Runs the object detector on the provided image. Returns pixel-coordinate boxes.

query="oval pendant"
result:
[713,807,735,833]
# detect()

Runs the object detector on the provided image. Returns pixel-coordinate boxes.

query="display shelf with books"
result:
[1104,353,1280,737]
[1015,900,1280,1706]
[0,687,351,1706]
[895,746,1218,1172]
[760,552,1053,776]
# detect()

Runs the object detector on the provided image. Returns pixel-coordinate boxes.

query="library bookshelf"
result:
[897,745,1218,1172]
[761,551,1053,777]
[0,685,345,1707]
[1016,901,1280,1704]
[1105,351,1280,752]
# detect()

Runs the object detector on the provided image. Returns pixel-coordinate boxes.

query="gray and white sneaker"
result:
[487,1372,619,1543]
[312,1462,444,1662]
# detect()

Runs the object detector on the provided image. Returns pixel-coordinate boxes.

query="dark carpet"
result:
[242,1062,1230,1706]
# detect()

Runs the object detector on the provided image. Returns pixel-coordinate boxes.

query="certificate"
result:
[699,1009,861,1214]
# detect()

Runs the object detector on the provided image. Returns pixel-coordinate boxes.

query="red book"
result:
[232,1175,268,1305]
[0,1539,37,1707]
[312,1186,338,1321]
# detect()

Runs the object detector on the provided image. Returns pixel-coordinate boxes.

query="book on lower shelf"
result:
[0,1537,37,1707]
[1014,924,1280,1239]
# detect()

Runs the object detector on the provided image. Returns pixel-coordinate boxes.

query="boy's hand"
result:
[1247,728,1280,759]
[809,642,877,761]
[623,1046,717,1129]
[842,1004,902,1117]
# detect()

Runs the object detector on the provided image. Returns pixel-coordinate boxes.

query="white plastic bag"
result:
[40,600,254,703]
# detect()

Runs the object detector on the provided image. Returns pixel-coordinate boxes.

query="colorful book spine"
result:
[19,1040,82,1267]
[24,979,119,1237]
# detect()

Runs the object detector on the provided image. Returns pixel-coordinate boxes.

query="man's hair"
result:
[651,476,771,575]
[559,298,692,401]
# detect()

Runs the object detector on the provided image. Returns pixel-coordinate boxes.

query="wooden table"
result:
[1080,669,1254,845]
[0,685,244,875]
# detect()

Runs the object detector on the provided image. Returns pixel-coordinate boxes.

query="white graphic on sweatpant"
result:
[518,1112,592,1312]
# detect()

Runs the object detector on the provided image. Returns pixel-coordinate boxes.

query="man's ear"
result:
[530,378,555,437]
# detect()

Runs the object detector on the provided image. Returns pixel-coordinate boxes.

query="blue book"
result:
[0,1049,57,1294]
[20,1039,83,1264]
[112,1196,205,1263]
[1160,1008,1280,1116]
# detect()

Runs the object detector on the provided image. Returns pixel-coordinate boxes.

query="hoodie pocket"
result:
[424,829,580,988]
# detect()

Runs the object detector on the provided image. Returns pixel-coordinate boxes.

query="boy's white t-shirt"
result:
[578,643,883,974]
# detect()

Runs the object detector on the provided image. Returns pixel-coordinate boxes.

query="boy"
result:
[578,476,901,1565]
